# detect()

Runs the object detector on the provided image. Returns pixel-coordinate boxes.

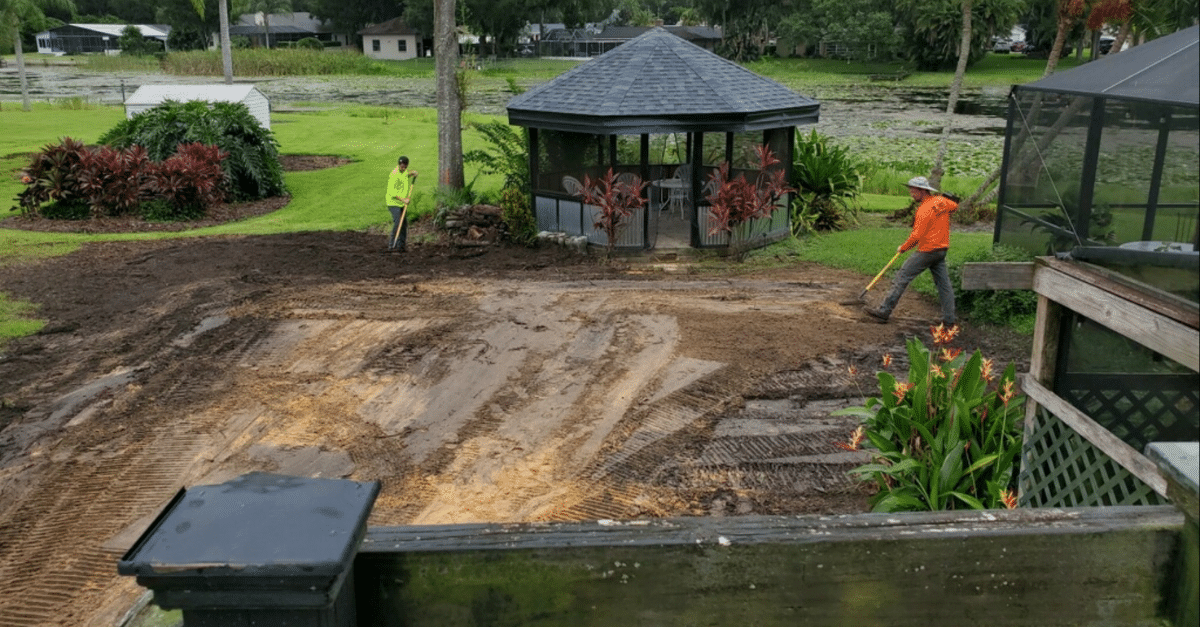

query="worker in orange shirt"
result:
[864,176,959,327]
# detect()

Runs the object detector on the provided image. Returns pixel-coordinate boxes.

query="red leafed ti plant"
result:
[704,144,794,259]
[577,168,647,255]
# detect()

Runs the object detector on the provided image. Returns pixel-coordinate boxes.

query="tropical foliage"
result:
[14,137,226,220]
[98,100,285,201]
[577,167,647,254]
[705,144,794,236]
[790,130,862,235]
[834,325,1024,512]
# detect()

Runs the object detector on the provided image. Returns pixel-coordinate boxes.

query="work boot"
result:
[863,306,889,323]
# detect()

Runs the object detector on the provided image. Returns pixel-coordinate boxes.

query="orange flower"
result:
[939,347,962,362]
[1000,489,1017,509]
[20,174,32,185]
[892,382,913,403]
[834,426,866,451]
[981,358,995,382]
[882,354,893,368]
[999,379,1016,406]
[847,365,858,377]
[931,322,961,345]
[930,364,945,379]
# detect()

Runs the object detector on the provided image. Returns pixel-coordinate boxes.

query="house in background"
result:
[358,17,424,60]
[124,84,272,130]
[35,23,170,55]
[227,11,350,49]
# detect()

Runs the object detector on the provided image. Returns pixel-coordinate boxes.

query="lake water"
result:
[0,64,1011,142]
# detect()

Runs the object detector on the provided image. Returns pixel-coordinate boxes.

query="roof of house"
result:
[595,25,722,42]
[1018,25,1198,106]
[506,27,818,134]
[49,23,171,39]
[357,17,420,36]
[124,84,264,106]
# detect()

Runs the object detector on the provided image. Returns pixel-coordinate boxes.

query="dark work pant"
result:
[878,248,956,324]
[387,205,408,249]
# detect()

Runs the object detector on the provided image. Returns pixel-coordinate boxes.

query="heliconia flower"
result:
[893,382,913,403]
[939,347,962,362]
[834,425,866,451]
[931,322,961,345]
[882,354,893,368]
[1000,489,1018,509]
[930,364,945,379]
[981,358,995,381]
[21,174,32,184]
[847,365,858,376]
[999,379,1016,405]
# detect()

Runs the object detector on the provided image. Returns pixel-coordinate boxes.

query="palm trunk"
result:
[930,0,973,191]
[12,22,31,111]
[435,0,464,190]
[263,14,271,49]
[1108,21,1131,56]
[219,0,233,84]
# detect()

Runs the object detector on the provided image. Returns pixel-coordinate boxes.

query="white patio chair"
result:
[668,164,690,219]
[562,175,583,197]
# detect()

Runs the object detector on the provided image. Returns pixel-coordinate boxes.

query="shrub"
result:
[790,130,862,234]
[500,186,537,247]
[579,168,647,255]
[834,326,1024,512]
[952,245,1039,327]
[77,144,152,216]
[99,100,285,201]
[14,137,91,217]
[14,138,226,220]
[147,143,227,218]
[295,37,324,50]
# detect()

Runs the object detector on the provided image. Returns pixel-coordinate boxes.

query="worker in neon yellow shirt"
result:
[384,156,418,252]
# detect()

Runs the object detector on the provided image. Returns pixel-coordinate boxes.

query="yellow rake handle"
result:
[864,250,903,293]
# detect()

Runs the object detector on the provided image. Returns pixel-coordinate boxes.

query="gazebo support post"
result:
[1141,110,1171,241]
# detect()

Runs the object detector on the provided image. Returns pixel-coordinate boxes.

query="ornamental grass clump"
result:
[834,324,1024,512]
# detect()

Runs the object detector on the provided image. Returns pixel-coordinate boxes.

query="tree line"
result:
[5,0,1195,69]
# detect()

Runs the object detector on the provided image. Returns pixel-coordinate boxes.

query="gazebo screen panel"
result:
[536,130,606,195]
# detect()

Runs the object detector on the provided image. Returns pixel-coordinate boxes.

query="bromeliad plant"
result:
[834,324,1024,512]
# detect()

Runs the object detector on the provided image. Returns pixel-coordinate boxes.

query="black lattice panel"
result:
[1058,373,1199,452]
[1019,407,1165,508]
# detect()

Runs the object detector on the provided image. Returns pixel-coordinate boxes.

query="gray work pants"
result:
[878,248,956,324]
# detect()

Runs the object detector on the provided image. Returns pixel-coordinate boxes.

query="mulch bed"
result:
[2,155,351,234]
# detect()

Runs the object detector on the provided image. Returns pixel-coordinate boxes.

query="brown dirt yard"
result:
[0,157,1030,626]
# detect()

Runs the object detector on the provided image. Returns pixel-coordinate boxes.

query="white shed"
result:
[123,84,271,130]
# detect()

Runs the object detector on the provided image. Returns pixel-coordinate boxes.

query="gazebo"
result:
[506,28,820,250]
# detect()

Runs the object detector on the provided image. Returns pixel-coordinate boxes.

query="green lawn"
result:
[3,49,1047,344]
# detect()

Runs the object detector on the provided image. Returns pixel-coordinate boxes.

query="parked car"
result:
[1099,36,1116,54]
[992,37,1013,53]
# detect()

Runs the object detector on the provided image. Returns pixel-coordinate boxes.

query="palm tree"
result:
[250,0,292,49]
[929,0,973,191]
[1,0,74,111]
[435,0,464,191]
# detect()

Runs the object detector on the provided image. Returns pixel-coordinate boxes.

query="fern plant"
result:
[464,121,529,193]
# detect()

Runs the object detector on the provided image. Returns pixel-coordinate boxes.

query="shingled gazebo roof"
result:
[507,28,819,134]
